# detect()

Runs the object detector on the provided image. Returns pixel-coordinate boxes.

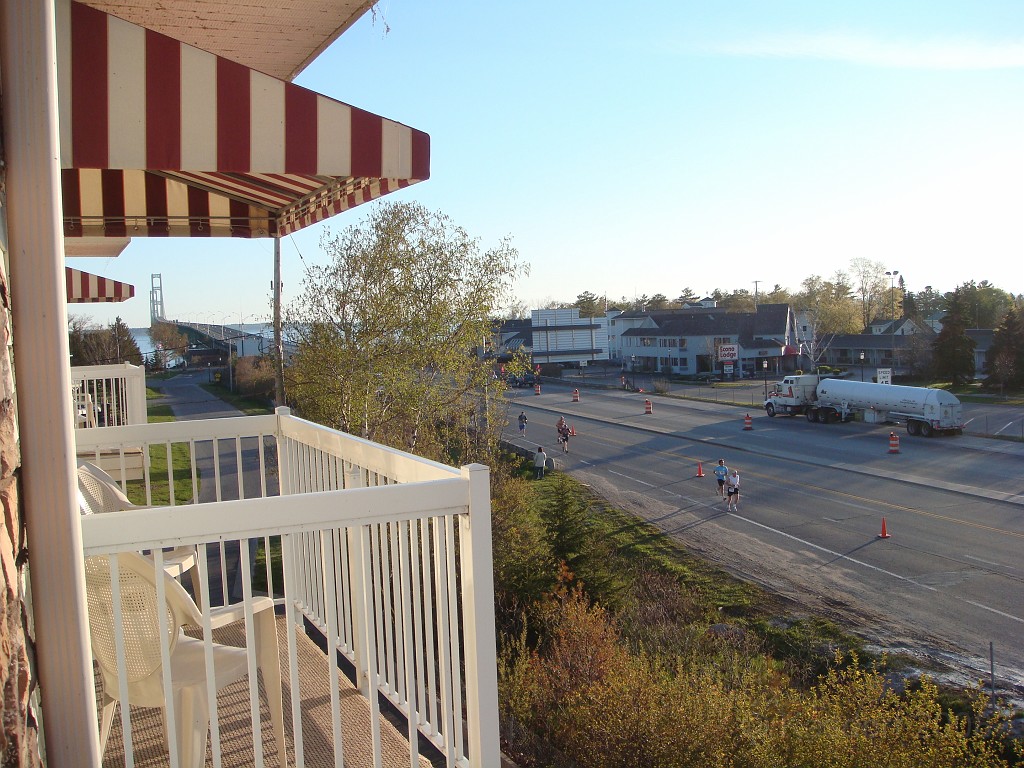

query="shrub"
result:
[234,355,276,398]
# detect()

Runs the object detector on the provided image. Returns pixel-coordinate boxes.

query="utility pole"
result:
[273,237,286,407]
[753,280,761,309]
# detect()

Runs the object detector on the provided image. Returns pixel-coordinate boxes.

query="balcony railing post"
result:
[460,464,500,767]
[125,362,147,426]
[347,525,383,755]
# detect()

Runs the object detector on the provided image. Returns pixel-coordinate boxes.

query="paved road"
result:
[152,372,269,602]
[504,381,1024,697]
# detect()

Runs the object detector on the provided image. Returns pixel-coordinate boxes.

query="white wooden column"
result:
[460,464,500,767]
[0,1,100,764]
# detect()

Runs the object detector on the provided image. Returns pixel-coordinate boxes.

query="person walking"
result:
[533,446,548,480]
[726,469,740,511]
[518,411,528,437]
[713,459,729,498]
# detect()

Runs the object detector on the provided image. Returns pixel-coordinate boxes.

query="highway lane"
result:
[502,384,1024,692]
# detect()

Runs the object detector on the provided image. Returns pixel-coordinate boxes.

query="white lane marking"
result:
[962,417,975,426]
[607,469,656,487]
[995,421,1016,435]
[963,600,1024,624]
[731,513,1024,624]
[732,512,936,590]
[962,554,1005,568]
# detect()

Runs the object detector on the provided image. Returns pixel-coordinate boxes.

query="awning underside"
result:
[62,168,414,238]
[60,1,429,240]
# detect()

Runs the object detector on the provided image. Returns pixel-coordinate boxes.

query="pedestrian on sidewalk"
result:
[713,459,729,498]
[533,447,548,480]
[726,469,741,511]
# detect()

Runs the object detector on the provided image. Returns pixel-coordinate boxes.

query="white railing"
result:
[76,409,499,768]
[71,362,147,429]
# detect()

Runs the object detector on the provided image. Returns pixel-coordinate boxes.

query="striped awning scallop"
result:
[65,267,135,303]
[58,1,430,241]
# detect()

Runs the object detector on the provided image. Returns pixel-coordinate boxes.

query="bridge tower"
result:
[150,273,165,323]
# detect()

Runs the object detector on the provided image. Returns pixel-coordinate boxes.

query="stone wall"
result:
[0,168,43,765]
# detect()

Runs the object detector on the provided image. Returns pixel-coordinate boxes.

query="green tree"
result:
[850,257,891,329]
[285,201,524,464]
[108,317,143,365]
[947,280,1014,329]
[715,289,756,313]
[68,315,143,366]
[675,287,699,306]
[761,283,792,305]
[646,293,670,310]
[68,316,108,366]
[574,291,602,317]
[932,288,976,385]
[986,302,1024,389]
[149,320,189,367]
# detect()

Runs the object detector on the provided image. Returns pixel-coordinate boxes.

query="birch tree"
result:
[285,201,525,465]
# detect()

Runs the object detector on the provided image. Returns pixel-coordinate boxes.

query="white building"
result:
[531,309,610,366]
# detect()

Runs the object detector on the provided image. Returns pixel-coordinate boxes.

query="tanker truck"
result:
[764,375,963,436]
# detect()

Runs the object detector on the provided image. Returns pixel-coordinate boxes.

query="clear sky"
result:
[68,0,1024,329]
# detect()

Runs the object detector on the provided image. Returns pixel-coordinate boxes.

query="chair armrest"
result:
[206,596,276,630]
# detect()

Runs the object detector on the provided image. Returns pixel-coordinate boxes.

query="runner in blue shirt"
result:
[713,459,729,498]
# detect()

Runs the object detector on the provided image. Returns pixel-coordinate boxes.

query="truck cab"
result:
[765,375,820,416]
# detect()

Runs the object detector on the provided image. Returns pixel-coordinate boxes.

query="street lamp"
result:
[885,269,899,373]
[762,359,768,399]
[859,350,865,382]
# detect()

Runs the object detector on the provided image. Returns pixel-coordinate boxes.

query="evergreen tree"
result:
[932,288,976,386]
[108,317,144,365]
[573,291,602,317]
[986,304,1024,388]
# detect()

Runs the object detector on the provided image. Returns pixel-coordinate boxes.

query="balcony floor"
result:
[96,615,436,768]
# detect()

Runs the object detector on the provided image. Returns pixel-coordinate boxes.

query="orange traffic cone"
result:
[569,426,577,436]
[878,518,891,539]
[696,462,705,477]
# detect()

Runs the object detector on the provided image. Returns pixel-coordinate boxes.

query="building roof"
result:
[619,304,791,347]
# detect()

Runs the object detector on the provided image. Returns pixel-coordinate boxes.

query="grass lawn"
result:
[199,383,275,416]
[124,403,196,506]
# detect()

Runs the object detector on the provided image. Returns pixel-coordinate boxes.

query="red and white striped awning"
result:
[65,267,135,303]
[58,1,430,241]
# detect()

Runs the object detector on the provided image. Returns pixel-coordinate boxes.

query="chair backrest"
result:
[84,552,203,704]
[78,462,134,514]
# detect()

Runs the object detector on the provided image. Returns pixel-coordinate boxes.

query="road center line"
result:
[607,469,656,487]
[730,512,937,591]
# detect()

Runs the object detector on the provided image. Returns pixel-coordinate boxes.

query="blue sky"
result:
[68,1,1024,329]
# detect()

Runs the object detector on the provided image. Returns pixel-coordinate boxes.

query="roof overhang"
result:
[76,0,376,82]
[59,1,429,241]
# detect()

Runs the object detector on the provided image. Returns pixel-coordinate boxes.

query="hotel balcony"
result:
[74,384,499,767]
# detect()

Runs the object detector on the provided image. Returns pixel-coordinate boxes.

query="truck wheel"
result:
[907,420,920,436]
[920,422,934,438]
[766,403,776,417]
[806,408,818,423]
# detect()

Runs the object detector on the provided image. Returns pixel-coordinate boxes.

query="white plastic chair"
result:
[85,551,286,767]
[77,462,202,599]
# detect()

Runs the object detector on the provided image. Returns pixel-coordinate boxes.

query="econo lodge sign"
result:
[717,343,738,361]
